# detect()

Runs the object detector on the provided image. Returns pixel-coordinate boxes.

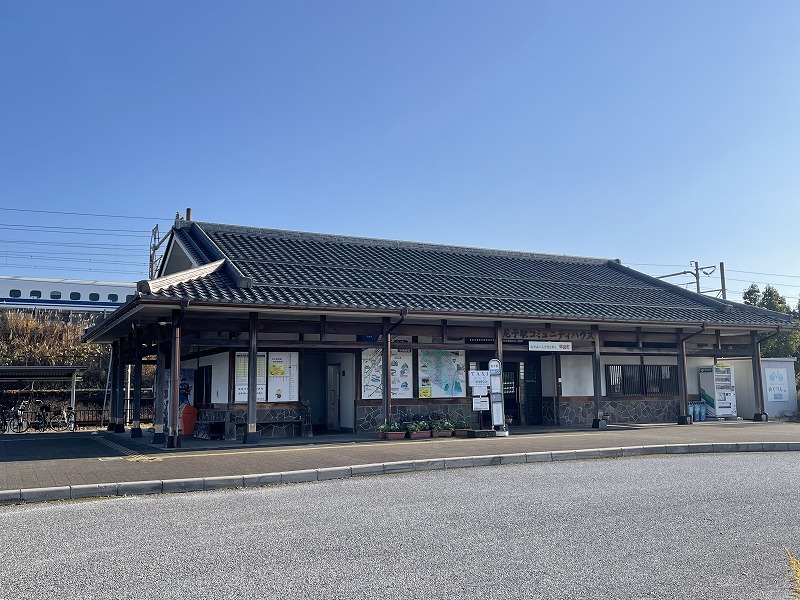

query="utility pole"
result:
[657,261,718,296]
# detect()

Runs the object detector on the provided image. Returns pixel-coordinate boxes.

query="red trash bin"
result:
[179,403,198,436]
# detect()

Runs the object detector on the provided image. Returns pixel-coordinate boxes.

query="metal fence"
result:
[605,364,679,397]
[13,406,154,427]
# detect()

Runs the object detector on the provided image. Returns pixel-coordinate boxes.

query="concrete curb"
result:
[3,442,799,506]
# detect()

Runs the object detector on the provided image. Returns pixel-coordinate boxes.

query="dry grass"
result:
[787,548,800,598]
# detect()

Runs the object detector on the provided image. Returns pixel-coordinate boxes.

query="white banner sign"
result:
[766,368,789,402]
[468,370,491,387]
[473,396,489,411]
[529,341,573,352]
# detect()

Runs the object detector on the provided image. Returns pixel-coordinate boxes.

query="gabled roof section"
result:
[139,259,227,295]
[135,220,795,329]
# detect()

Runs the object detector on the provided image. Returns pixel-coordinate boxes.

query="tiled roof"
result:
[140,221,794,328]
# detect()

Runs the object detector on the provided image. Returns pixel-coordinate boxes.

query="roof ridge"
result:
[192,221,612,265]
[243,259,677,291]
[249,282,722,311]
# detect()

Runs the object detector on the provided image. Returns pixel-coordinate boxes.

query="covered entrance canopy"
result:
[0,366,87,409]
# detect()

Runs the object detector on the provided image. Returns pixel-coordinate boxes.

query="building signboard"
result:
[528,341,573,352]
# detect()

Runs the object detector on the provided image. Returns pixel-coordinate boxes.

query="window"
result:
[605,364,678,397]
[50,291,61,300]
[30,290,42,299]
[70,292,81,300]
[108,294,118,302]
[9,289,21,298]
[89,293,99,301]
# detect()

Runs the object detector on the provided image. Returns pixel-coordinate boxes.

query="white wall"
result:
[726,358,798,418]
[560,355,594,396]
[541,355,556,396]
[687,357,714,395]
[198,352,230,404]
[327,352,356,430]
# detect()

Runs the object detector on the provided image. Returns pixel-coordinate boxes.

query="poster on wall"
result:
[418,349,466,398]
[267,352,299,403]
[234,352,267,403]
[766,368,789,402]
[163,369,195,406]
[361,347,414,399]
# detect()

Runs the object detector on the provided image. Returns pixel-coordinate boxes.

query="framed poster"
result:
[361,348,414,399]
[234,352,267,403]
[267,352,299,402]
[418,349,466,398]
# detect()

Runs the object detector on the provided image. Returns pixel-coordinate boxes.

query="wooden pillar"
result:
[131,333,143,438]
[107,341,119,431]
[676,328,691,424]
[752,331,768,421]
[113,345,125,433]
[382,317,392,423]
[244,312,261,444]
[591,327,605,428]
[152,334,166,444]
[166,310,182,448]
[494,321,503,363]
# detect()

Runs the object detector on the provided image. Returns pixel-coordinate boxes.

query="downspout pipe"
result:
[383,307,408,424]
[676,324,706,425]
[385,306,408,337]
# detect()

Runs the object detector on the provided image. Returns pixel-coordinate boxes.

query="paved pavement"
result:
[1,419,799,504]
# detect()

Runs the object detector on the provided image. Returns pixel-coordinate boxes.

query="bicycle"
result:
[49,407,75,432]
[8,402,29,433]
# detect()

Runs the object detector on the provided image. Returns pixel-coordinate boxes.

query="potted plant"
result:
[504,414,514,426]
[431,418,454,437]
[406,419,432,439]
[452,416,471,437]
[377,421,406,440]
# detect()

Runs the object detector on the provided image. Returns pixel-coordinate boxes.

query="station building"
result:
[82,214,794,445]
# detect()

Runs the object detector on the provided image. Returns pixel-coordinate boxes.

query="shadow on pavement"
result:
[0,431,162,462]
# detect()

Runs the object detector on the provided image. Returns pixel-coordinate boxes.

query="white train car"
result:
[0,275,136,312]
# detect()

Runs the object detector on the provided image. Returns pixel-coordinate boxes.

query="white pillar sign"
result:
[488,359,505,428]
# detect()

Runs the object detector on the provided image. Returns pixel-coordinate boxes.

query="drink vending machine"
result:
[699,364,737,418]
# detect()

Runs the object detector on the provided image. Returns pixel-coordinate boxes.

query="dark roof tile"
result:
[141,221,793,328]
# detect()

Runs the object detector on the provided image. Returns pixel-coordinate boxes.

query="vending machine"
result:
[699,364,737,418]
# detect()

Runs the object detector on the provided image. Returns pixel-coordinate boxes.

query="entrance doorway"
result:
[326,364,341,432]
[503,364,520,423]
[523,355,543,425]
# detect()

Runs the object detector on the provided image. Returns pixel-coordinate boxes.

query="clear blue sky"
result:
[1,1,798,304]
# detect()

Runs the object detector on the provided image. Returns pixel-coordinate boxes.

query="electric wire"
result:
[0,207,172,221]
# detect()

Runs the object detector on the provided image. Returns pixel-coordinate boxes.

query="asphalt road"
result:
[0,452,798,600]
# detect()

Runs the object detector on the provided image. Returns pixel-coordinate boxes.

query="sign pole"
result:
[489,358,508,437]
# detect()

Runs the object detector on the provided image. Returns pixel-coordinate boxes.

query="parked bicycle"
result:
[48,406,75,432]
[8,402,29,433]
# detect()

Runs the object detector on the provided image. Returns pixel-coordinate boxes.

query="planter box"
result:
[453,429,470,437]
[408,430,432,439]
[432,430,454,437]
[468,429,496,438]
[384,431,406,440]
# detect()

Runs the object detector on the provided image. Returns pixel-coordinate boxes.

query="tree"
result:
[0,310,110,390]
[742,284,800,391]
